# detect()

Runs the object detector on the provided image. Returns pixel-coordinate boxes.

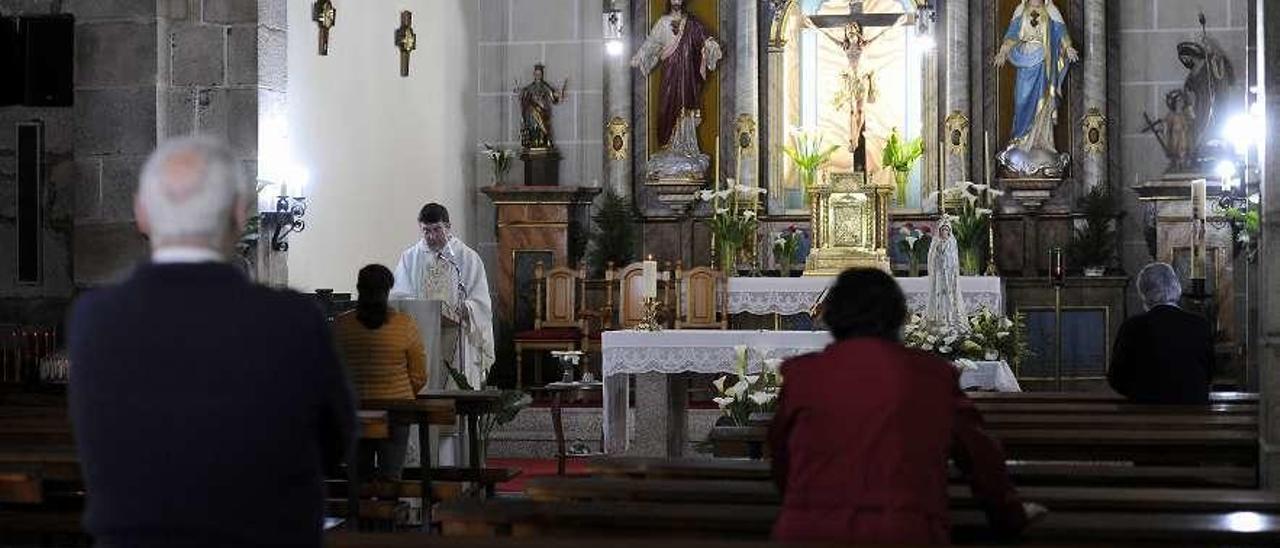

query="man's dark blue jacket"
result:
[69,262,356,547]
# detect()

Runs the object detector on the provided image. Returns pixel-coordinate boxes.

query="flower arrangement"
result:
[698,180,766,273]
[881,128,924,207]
[782,129,839,203]
[1222,194,1261,263]
[772,225,802,276]
[482,143,514,185]
[711,346,783,426]
[903,308,1030,369]
[934,181,1004,275]
[896,223,932,276]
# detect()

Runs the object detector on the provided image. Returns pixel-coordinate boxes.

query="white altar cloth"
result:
[726,276,1005,316]
[602,329,1020,455]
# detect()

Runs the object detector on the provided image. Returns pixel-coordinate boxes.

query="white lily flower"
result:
[986,188,1006,198]
[713,397,735,408]
[712,376,728,393]
[728,379,750,397]
[971,183,990,193]
[997,331,1011,339]
[975,207,994,217]
[697,190,713,201]
[716,189,734,199]
[938,345,953,354]
[742,210,756,219]
[744,375,760,385]
[749,392,777,406]
[715,207,730,215]
[1001,318,1014,328]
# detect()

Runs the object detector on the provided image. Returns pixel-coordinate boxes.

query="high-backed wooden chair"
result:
[513,262,582,388]
[674,263,728,329]
[579,262,617,359]
[616,261,672,330]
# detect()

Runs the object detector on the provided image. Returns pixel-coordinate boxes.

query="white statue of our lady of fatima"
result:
[926,216,967,328]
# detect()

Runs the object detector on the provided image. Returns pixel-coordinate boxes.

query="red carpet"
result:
[487,457,590,493]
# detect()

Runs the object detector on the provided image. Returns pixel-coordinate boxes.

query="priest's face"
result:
[421,221,451,251]
[669,0,684,15]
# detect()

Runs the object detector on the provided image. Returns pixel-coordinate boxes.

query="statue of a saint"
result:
[993,0,1078,178]
[517,64,568,150]
[632,0,723,181]
[926,216,966,328]
[1173,26,1235,168]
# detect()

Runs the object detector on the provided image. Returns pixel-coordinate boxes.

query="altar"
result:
[601,329,1019,456]
[727,276,1005,316]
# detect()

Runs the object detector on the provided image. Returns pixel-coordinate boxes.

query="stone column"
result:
[1259,0,1280,490]
[1079,0,1107,191]
[734,0,759,191]
[943,0,969,185]
[604,0,632,198]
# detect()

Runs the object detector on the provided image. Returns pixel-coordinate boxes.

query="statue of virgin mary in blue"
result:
[994,0,1079,178]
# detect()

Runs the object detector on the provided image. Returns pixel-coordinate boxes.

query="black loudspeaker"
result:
[16,121,43,284]
[20,15,73,107]
[0,17,20,106]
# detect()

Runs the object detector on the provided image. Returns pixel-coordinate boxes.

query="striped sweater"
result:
[332,310,427,400]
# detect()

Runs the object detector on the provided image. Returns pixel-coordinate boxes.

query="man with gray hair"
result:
[1107,262,1214,404]
[68,136,356,546]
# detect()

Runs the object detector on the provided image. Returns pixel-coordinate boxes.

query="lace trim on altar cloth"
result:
[602,344,824,377]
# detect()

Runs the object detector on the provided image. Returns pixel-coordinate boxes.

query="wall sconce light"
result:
[262,194,307,252]
[603,3,625,56]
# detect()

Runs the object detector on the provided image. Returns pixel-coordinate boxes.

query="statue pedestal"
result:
[521,148,561,186]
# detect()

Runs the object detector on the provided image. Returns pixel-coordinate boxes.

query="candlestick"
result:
[642,257,658,299]
[713,135,721,210]
[937,139,945,206]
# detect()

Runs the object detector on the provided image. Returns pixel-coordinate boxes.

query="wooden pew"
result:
[587,456,1258,489]
[524,476,1280,513]
[435,497,1280,545]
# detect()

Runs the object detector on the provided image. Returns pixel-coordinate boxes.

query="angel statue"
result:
[926,216,967,328]
[993,0,1079,178]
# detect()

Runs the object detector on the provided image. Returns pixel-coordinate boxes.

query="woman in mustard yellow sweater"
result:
[333,264,427,479]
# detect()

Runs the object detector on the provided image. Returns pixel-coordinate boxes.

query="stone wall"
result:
[474,0,606,271]
[1115,0,1252,313]
[0,0,273,327]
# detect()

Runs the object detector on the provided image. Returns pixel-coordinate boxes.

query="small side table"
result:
[537,381,604,475]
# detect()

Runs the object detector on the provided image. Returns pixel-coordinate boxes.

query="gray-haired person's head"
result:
[134,136,251,252]
[1138,262,1182,310]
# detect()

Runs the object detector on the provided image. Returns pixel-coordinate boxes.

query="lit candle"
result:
[713,135,721,210]
[642,256,658,299]
[984,131,992,185]
[1190,179,1207,279]
[1050,247,1065,286]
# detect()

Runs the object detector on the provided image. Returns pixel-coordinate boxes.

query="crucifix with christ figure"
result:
[807,1,907,170]
[311,0,336,56]
[395,11,416,77]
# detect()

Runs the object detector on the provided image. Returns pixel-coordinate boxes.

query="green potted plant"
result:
[585,189,637,277]
[1066,185,1120,276]
[782,129,839,206]
[698,181,764,274]
[481,143,514,186]
[881,128,924,207]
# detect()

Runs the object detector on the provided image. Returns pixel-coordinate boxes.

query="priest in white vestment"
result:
[391,203,495,389]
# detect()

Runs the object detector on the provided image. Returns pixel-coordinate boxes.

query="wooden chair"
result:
[513,262,583,389]
[673,262,727,329]
[615,261,672,329]
[578,262,617,359]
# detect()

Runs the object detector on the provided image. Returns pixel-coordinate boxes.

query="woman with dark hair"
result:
[333,264,427,480]
[769,268,1041,544]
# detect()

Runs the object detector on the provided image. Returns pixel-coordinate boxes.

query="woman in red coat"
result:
[769,268,1040,544]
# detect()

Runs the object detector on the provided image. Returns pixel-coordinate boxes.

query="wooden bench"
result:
[434,497,1280,545]
[711,392,1261,477]
[524,476,1280,513]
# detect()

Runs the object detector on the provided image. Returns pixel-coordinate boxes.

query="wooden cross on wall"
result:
[807,0,906,30]
[311,0,336,56]
[395,11,416,77]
